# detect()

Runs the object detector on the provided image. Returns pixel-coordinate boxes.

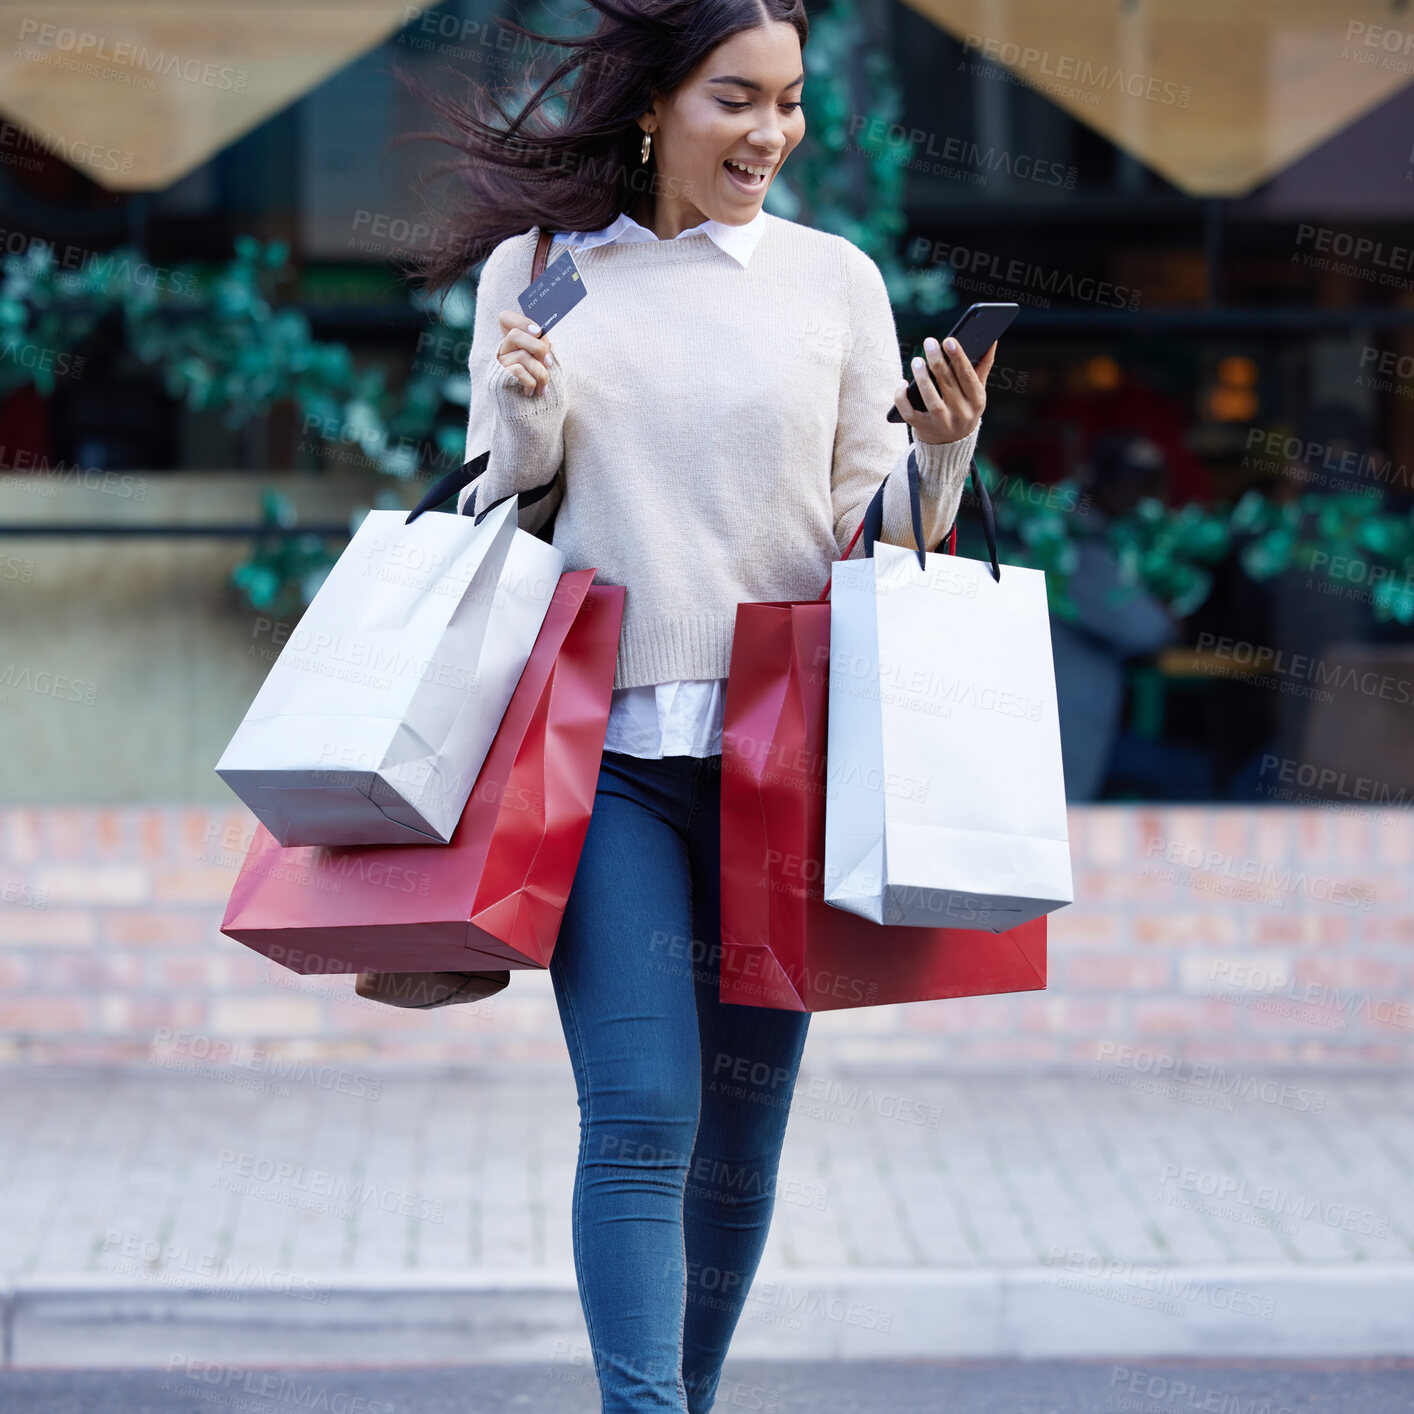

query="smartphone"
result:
[887,301,1018,422]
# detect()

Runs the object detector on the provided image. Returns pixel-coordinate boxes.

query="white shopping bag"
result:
[824,538,1073,932]
[216,496,565,846]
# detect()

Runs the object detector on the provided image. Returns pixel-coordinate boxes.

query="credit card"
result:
[518,249,587,334]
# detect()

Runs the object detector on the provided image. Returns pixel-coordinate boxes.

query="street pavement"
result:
[3,1360,1414,1413]
[1,1065,1411,1370]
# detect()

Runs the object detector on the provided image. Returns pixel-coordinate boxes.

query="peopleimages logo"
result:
[1242,424,1410,491]
[1109,1366,1294,1414]
[1257,753,1411,808]
[1142,835,1373,911]
[0,119,134,177]
[15,19,249,91]
[1294,224,1414,290]
[907,237,1141,311]
[1094,1042,1326,1114]
[1194,632,1414,707]
[846,115,1077,189]
[960,34,1191,108]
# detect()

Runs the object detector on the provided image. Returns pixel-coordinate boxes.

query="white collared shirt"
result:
[555,209,765,758]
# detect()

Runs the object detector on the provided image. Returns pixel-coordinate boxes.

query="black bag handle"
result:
[404,452,558,525]
[405,227,558,527]
[858,445,1001,581]
[405,453,487,524]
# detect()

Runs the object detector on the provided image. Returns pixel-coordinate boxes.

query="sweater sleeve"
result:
[830,242,979,559]
[457,230,568,533]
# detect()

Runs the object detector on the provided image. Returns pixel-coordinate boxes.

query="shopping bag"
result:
[219,572,624,977]
[719,459,1048,1012]
[824,460,1073,930]
[216,496,565,847]
[719,598,1046,1013]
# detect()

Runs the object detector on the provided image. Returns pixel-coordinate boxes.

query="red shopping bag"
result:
[718,466,1045,1012]
[220,572,624,976]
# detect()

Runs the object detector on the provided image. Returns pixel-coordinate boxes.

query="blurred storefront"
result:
[1,0,1412,807]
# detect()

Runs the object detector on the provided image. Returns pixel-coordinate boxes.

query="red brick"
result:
[1336,875,1393,911]
[150,866,239,905]
[1064,808,1087,861]
[138,812,169,862]
[953,1037,1062,1063]
[223,949,284,986]
[0,909,97,947]
[156,954,237,988]
[1332,812,1376,866]
[1374,814,1414,867]
[1360,917,1414,944]
[45,807,88,860]
[33,864,147,906]
[1163,807,1209,855]
[179,808,252,860]
[1131,999,1238,1035]
[2,808,43,864]
[102,909,218,947]
[1368,1002,1414,1036]
[1134,1039,1252,1066]
[208,995,324,1035]
[1133,912,1238,946]
[93,808,127,860]
[27,1038,152,1066]
[903,996,1014,1033]
[1017,996,1122,1035]
[1066,953,1172,991]
[0,801,1404,1066]
[1047,911,1123,948]
[1252,812,1293,867]
[1131,809,1166,869]
[1210,811,1252,860]
[1076,866,1175,905]
[97,995,207,1035]
[34,953,145,989]
[1293,956,1404,991]
[1245,914,1350,947]
[1180,951,1293,995]
[1295,810,1335,864]
[1085,808,1130,867]
[0,999,93,1031]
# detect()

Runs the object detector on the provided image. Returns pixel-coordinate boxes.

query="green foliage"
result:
[0,241,118,396]
[229,490,343,620]
[0,234,482,613]
[962,465,1414,627]
[1236,490,1414,625]
[8,230,1414,626]
[5,5,1412,633]
[1109,497,1232,619]
[766,0,953,314]
[962,458,1082,618]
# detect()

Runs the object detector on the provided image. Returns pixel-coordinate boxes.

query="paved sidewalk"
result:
[2,1065,1412,1366]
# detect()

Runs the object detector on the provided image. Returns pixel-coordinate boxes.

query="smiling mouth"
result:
[723,158,773,188]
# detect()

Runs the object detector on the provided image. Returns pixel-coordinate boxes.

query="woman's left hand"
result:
[894,336,996,445]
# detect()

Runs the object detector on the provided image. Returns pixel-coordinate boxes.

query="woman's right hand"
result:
[496,310,555,397]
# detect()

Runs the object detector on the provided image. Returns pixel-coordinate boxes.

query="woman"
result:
[410,2,993,1408]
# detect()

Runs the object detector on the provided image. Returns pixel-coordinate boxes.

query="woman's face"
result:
[641,22,806,227]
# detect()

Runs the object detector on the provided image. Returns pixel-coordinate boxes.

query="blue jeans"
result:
[549,749,811,1412]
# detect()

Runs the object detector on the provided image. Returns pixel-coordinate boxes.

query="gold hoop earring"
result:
[640,131,652,165]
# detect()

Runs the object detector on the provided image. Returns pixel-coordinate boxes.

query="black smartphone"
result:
[887,301,1019,422]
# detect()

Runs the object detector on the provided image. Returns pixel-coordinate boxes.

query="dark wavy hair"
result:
[398,0,809,294]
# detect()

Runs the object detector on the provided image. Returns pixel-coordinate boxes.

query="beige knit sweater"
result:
[460,214,980,690]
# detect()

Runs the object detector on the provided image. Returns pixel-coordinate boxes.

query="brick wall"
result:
[1,805,1410,1068]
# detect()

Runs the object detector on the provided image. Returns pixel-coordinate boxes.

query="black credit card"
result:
[517,249,587,334]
